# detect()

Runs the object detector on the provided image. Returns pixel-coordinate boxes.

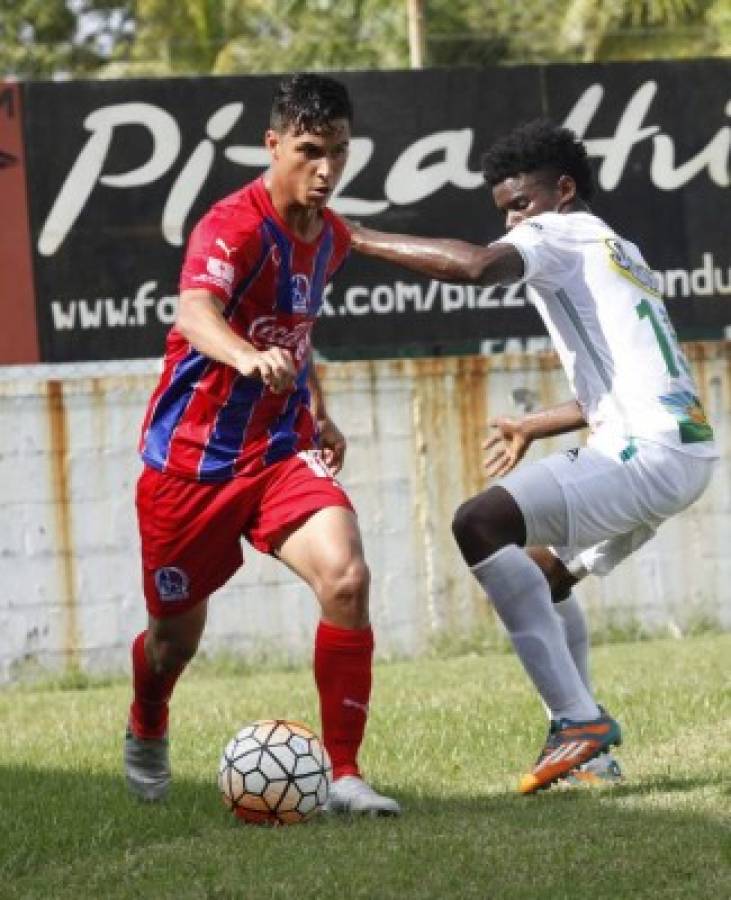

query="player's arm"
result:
[349,222,524,285]
[176,289,296,393]
[307,353,346,475]
[484,400,587,478]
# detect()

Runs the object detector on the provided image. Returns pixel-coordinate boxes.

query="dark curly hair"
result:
[481,119,594,201]
[270,73,353,135]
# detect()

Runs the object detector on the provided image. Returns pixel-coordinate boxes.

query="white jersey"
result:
[495,211,717,459]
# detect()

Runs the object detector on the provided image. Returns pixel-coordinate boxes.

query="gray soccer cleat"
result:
[124,727,171,801]
[324,775,401,817]
[561,752,624,787]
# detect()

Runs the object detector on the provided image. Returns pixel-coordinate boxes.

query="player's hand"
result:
[235,348,296,393]
[483,416,531,478]
[317,415,346,476]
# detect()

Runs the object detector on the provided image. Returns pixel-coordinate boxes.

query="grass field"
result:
[1,634,730,900]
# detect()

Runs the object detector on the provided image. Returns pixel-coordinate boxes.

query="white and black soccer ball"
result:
[218,719,332,825]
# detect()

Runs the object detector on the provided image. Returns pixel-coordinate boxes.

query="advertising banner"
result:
[15,60,731,362]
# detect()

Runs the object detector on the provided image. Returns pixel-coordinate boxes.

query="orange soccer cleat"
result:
[519,711,622,794]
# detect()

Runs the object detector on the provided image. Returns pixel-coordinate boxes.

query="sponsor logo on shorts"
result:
[154,566,190,601]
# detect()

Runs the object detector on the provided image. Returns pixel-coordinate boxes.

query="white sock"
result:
[555,592,592,694]
[472,545,600,723]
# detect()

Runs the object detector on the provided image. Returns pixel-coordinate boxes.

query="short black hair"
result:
[270,73,353,135]
[481,119,594,201]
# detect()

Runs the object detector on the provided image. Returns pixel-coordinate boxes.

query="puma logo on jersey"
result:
[215,237,236,259]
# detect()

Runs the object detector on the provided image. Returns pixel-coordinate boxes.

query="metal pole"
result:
[407,0,426,69]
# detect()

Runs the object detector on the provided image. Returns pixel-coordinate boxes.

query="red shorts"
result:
[136,450,353,618]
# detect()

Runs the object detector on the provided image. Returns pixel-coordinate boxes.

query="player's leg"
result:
[126,468,245,801]
[125,602,208,801]
[489,441,714,790]
[129,601,209,739]
[527,547,590,695]
[452,485,601,723]
[272,502,400,815]
[451,463,620,792]
[527,546,624,785]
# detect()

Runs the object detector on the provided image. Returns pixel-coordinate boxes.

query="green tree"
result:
[0,0,134,78]
[423,0,729,65]
[4,0,727,80]
[558,0,729,61]
[100,0,408,77]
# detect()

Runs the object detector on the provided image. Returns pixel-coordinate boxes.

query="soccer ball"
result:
[218,719,331,825]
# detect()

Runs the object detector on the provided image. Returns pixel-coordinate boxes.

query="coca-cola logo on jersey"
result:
[248,316,312,363]
[36,80,730,257]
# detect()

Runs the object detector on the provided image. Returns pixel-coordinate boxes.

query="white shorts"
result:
[497,441,715,577]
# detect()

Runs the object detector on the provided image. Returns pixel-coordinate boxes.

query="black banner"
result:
[21,60,731,362]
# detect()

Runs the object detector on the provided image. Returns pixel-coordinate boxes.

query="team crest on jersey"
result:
[154,566,190,602]
[291,273,311,313]
[565,447,580,462]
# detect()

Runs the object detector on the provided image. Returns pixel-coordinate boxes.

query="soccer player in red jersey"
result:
[124,74,400,816]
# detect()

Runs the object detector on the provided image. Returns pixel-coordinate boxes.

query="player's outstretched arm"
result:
[177,288,296,393]
[484,401,587,478]
[348,222,524,285]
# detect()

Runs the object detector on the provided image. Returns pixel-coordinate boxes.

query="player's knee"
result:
[318,558,370,626]
[329,558,370,602]
[148,636,199,675]
[451,496,501,562]
[452,487,526,567]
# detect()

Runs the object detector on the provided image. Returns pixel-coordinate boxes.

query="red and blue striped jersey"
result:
[139,177,351,481]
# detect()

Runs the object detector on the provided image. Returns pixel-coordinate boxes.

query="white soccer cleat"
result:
[324,775,401,817]
[124,727,171,801]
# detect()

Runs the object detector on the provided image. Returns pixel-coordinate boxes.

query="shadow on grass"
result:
[2,764,730,889]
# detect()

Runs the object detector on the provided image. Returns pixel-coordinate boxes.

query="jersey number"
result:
[635,299,687,378]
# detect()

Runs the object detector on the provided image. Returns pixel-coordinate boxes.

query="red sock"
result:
[128,630,184,739]
[314,620,374,780]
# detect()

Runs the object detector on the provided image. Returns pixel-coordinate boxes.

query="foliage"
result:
[0,0,134,78]
[99,0,409,78]
[557,0,728,62]
[1,0,728,80]
[101,0,731,77]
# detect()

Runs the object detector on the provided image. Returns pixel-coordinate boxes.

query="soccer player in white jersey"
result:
[348,120,718,793]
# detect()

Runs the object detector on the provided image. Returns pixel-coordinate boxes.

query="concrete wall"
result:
[1,344,729,683]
